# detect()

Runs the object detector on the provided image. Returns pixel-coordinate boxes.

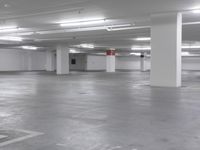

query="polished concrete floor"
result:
[0,71,200,150]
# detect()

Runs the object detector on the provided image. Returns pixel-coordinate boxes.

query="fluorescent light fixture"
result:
[106,24,132,31]
[134,37,151,41]
[183,21,200,25]
[192,9,200,14]
[80,44,95,49]
[36,30,64,35]
[131,46,151,50]
[0,36,23,41]
[58,18,105,23]
[0,26,17,29]
[70,49,79,53]
[70,49,76,53]
[0,26,20,33]
[0,28,19,32]
[130,51,195,57]
[36,26,106,35]
[130,53,141,56]
[108,24,132,28]
[60,19,105,27]
[70,26,106,32]
[182,45,200,49]
[15,32,35,36]
[107,25,150,31]
[131,45,200,50]
[182,52,191,56]
[107,26,134,31]
[28,24,149,35]
[96,52,106,55]
[22,46,38,50]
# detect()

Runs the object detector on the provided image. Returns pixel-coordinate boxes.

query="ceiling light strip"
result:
[0,36,23,41]
[60,19,106,27]
[131,45,200,50]
[107,26,150,31]
[134,37,151,41]
[80,44,95,49]
[183,21,200,25]
[0,26,20,33]
[22,46,38,50]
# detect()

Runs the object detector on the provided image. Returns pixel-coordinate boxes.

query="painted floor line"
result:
[0,135,8,139]
[0,128,44,147]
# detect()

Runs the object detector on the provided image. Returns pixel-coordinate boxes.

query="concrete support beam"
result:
[56,45,69,75]
[150,13,182,87]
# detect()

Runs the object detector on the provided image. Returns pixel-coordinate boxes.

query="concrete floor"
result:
[0,71,200,150]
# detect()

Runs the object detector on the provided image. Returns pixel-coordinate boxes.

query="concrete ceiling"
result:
[0,0,200,52]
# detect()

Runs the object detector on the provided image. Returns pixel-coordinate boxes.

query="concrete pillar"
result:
[106,49,116,72]
[150,13,182,87]
[46,51,55,71]
[56,45,69,75]
[140,52,146,72]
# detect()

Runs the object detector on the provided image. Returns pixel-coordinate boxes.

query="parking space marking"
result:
[0,128,44,147]
[0,135,8,139]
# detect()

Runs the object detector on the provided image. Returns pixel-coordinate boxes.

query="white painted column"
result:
[150,13,182,87]
[46,51,55,71]
[56,45,69,75]
[140,53,146,72]
[106,49,116,72]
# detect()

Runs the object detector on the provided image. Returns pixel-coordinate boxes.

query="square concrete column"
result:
[106,49,116,72]
[46,51,55,71]
[150,13,182,87]
[56,45,69,75]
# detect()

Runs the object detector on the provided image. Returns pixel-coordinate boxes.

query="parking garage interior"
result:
[1,0,200,150]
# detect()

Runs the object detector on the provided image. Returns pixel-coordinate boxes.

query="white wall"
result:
[116,56,139,70]
[85,55,150,71]
[182,56,200,70]
[116,56,200,71]
[30,51,46,70]
[0,49,26,71]
[1,50,199,72]
[45,54,200,72]
[69,54,87,71]
[116,56,150,70]
[46,51,56,71]
[75,55,200,72]
[86,55,106,71]
[0,49,46,71]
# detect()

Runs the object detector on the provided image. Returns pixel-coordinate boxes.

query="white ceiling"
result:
[0,0,200,53]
